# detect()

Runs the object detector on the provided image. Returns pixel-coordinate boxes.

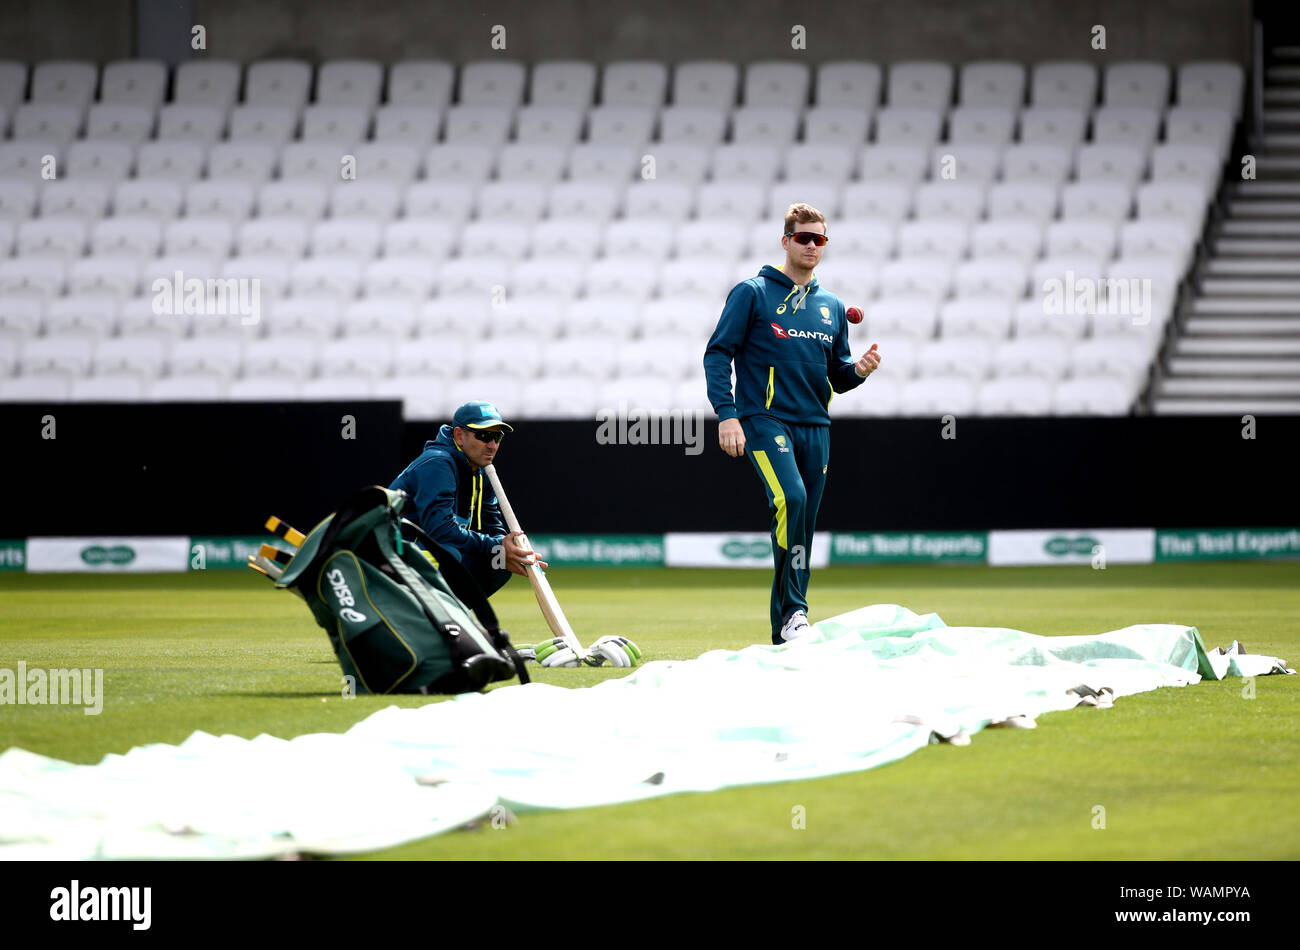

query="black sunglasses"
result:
[470,429,506,444]
[786,231,829,247]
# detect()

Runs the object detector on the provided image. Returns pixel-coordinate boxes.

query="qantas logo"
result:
[770,324,833,344]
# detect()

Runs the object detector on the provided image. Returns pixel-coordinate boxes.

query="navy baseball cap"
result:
[452,400,513,432]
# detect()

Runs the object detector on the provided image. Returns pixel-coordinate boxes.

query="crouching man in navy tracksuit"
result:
[704,203,883,644]
[389,400,545,597]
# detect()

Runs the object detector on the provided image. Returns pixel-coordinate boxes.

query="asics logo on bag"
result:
[327,568,368,623]
[770,324,832,344]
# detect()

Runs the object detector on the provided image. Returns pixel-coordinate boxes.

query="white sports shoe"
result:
[779,610,812,642]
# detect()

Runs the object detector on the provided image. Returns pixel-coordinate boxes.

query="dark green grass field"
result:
[1,562,1297,859]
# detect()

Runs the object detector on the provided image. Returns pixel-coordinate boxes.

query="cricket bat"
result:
[482,463,587,661]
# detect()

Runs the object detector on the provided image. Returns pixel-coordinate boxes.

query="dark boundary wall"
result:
[0,0,1251,67]
[2,403,404,537]
[5,405,1294,537]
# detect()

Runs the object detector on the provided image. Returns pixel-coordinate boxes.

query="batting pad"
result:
[0,605,1291,859]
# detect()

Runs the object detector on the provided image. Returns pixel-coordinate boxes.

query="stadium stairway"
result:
[1153,38,1300,414]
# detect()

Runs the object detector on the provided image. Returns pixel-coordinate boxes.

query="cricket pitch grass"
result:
[1,562,1297,860]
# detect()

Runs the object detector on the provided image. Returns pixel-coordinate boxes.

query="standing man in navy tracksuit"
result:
[704,204,882,644]
[390,400,545,597]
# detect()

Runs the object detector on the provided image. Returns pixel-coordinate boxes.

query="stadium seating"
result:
[0,56,1242,417]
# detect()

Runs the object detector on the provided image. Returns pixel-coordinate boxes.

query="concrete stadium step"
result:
[1177,337,1300,355]
[1183,315,1300,334]
[1202,258,1300,276]
[1228,180,1300,197]
[1190,297,1300,315]
[1198,278,1300,296]
[1265,88,1300,106]
[1160,378,1300,396]
[1258,133,1300,152]
[1218,219,1300,236]
[1227,198,1300,216]
[1167,356,1300,375]
[1266,108,1300,127]
[1254,156,1300,176]
[1153,396,1300,413]
[1266,65,1300,81]
[1213,238,1300,255]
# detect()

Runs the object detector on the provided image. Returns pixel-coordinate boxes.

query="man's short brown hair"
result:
[784,202,826,234]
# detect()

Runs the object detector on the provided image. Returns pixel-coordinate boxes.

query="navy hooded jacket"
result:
[389,424,506,558]
[704,264,865,425]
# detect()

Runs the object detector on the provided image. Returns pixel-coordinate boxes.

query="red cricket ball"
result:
[846,306,864,324]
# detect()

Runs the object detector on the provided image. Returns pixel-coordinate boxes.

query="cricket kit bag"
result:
[255,485,530,695]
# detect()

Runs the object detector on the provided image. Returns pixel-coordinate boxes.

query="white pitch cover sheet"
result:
[0,604,1290,859]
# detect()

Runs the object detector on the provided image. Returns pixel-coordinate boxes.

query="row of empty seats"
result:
[0,370,1140,418]
[0,331,1154,384]
[1,58,1244,118]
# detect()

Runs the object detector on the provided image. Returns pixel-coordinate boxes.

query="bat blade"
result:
[482,463,586,660]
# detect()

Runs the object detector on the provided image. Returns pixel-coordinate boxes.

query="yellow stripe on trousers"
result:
[752,449,788,550]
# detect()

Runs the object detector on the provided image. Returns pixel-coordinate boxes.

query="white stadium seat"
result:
[712,142,783,183]
[31,60,98,116]
[513,105,584,145]
[857,144,929,183]
[310,218,382,258]
[530,60,597,107]
[600,61,669,107]
[959,61,1025,108]
[673,60,739,108]
[872,106,943,147]
[976,376,1053,415]
[939,298,1015,340]
[585,105,656,146]
[315,60,383,109]
[1164,106,1235,162]
[866,296,940,339]
[459,61,527,107]
[947,106,1016,145]
[174,60,241,110]
[1177,61,1244,118]
[887,61,953,109]
[1045,219,1117,259]
[40,180,110,219]
[931,142,1001,184]
[206,142,277,182]
[244,59,312,111]
[85,103,154,144]
[897,220,968,261]
[1030,61,1097,110]
[373,104,441,146]
[1104,61,1171,109]
[1000,143,1072,185]
[66,138,136,180]
[496,143,567,182]
[136,141,205,181]
[1053,376,1133,415]
[993,336,1071,381]
[802,106,870,145]
[658,105,728,145]
[815,61,882,109]
[443,105,513,145]
[1017,105,1087,148]
[353,142,420,182]
[899,375,976,415]
[731,106,800,143]
[387,60,454,108]
[13,104,81,145]
[156,103,225,144]
[300,104,369,145]
[744,61,811,109]
[1076,144,1146,188]
[1092,106,1161,153]
[1060,181,1133,223]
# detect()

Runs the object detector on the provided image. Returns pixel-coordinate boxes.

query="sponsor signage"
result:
[987,529,1155,566]
[664,532,831,569]
[26,537,191,573]
[1155,528,1300,561]
[188,536,277,570]
[0,540,25,572]
[527,535,664,567]
[831,532,987,563]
